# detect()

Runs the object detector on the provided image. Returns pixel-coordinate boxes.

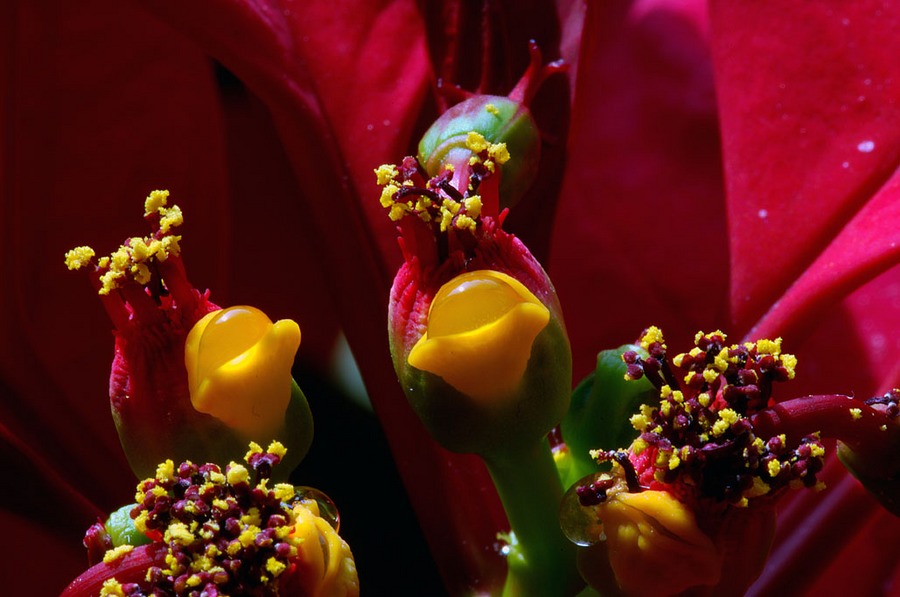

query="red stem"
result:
[751,394,896,453]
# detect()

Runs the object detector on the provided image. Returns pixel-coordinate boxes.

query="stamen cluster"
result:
[65,190,183,295]
[101,442,305,596]
[581,327,825,507]
[375,131,508,232]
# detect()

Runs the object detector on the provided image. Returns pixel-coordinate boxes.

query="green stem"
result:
[484,437,582,596]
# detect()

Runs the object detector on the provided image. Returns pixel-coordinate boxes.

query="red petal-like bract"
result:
[3,0,898,594]
[709,0,900,592]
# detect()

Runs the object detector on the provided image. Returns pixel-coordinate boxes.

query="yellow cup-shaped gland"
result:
[408,270,550,402]
[597,490,722,596]
[288,500,360,597]
[185,306,300,439]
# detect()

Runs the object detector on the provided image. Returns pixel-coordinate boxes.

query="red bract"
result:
[2,0,898,595]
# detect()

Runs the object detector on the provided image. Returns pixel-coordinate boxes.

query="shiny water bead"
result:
[293,486,341,532]
[559,472,611,547]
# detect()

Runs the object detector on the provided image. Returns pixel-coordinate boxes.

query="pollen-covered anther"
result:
[82,443,358,596]
[375,132,513,236]
[608,327,827,506]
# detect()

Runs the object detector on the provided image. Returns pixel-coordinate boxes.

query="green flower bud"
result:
[418,96,540,209]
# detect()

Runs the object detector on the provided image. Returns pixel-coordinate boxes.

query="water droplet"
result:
[293,486,341,531]
[758,209,768,219]
[559,473,607,546]
[864,78,872,86]
[382,119,392,127]
[857,140,875,153]
[366,124,374,132]
[842,161,850,169]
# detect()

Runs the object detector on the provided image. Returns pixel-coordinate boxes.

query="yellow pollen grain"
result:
[226,464,249,485]
[239,527,260,548]
[379,183,400,208]
[673,354,685,367]
[99,579,127,597]
[374,164,399,185]
[702,368,719,383]
[465,131,490,153]
[131,263,151,285]
[810,443,825,458]
[388,202,409,222]
[485,103,500,116]
[849,408,862,420]
[630,413,650,431]
[756,338,782,355]
[767,459,782,477]
[274,483,296,502]
[244,442,263,461]
[103,544,134,564]
[64,246,96,270]
[144,190,170,216]
[267,557,287,577]
[266,441,287,459]
[698,393,711,407]
[463,195,483,218]
[166,522,195,546]
[133,511,149,534]
[744,476,771,499]
[454,214,476,232]
[242,507,262,527]
[712,411,734,436]
[158,205,184,234]
[439,209,454,232]
[631,437,648,454]
[488,142,510,164]
[660,401,672,417]
[156,460,175,483]
[668,454,681,470]
[160,234,181,258]
[660,385,672,399]
[780,353,798,379]
[640,326,665,350]
[684,371,698,385]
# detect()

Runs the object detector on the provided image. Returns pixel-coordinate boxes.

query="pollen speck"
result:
[102,544,134,564]
[485,103,500,116]
[64,246,95,270]
[850,408,862,420]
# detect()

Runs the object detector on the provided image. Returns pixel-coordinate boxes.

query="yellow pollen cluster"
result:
[67,191,184,295]
[711,408,739,437]
[640,326,665,350]
[156,459,176,483]
[465,131,510,174]
[102,544,134,564]
[850,408,862,420]
[64,246,95,270]
[485,103,500,116]
[375,161,486,232]
[226,464,250,485]
[100,579,127,597]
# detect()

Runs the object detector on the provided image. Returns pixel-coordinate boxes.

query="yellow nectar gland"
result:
[407,270,550,402]
[185,306,301,439]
